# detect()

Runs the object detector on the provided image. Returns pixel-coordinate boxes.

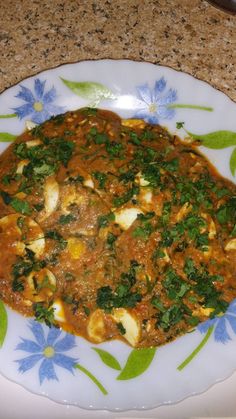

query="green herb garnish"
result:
[59,214,76,224]
[92,171,107,189]
[33,302,55,327]
[97,212,115,228]
[45,230,67,250]
[117,322,126,335]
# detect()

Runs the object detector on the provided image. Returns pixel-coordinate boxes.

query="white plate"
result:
[0,59,236,411]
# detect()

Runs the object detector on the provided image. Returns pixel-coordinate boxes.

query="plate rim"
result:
[1,58,236,109]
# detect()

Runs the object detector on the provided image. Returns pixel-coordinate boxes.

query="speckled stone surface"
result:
[0,0,236,101]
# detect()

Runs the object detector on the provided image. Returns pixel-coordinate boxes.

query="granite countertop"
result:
[0,0,235,102]
[0,1,236,418]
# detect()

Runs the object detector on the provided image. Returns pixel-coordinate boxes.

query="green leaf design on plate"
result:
[0,301,7,347]
[117,347,156,380]
[74,363,108,395]
[230,148,236,176]
[0,113,17,119]
[0,132,16,142]
[177,325,214,371]
[169,104,213,112]
[188,130,236,149]
[92,347,122,371]
[60,78,116,106]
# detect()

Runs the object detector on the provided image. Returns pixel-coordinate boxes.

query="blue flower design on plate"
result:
[12,79,63,124]
[198,299,236,343]
[15,321,78,384]
[134,77,177,124]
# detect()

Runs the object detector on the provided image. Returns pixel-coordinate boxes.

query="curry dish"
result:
[0,108,236,348]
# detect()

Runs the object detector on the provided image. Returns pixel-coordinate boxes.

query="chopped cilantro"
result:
[18,179,33,195]
[195,232,209,250]
[59,214,76,224]
[14,137,75,186]
[96,285,141,312]
[62,295,80,314]
[10,197,32,215]
[162,158,179,172]
[141,129,155,141]
[176,122,185,129]
[16,216,25,230]
[97,212,115,228]
[30,124,43,138]
[216,197,236,225]
[160,213,209,251]
[137,212,155,222]
[14,143,28,159]
[0,190,12,205]
[161,223,184,247]
[175,241,188,252]
[175,175,213,208]
[25,247,36,261]
[142,164,161,187]
[184,258,228,317]
[34,275,56,293]
[128,131,142,145]
[145,276,156,293]
[186,316,199,327]
[117,322,126,335]
[30,162,56,177]
[151,296,165,312]
[213,186,229,198]
[162,267,190,301]
[106,232,117,249]
[96,261,142,311]
[11,253,46,292]
[33,302,55,328]
[106,141,124,157]
[94,133,108,145]
[83,306,90,316]
[12,277,25,292]
[158,304,184,331]
[230,224,236,237]
[113,185,139,207]
[183,258,196,279]
[45,230,67,250]
[152,247,166,259]
[133,212,155,240]
[15,258,43,278]
[159,202,171,226]
[51,113,65,125]
[68,175,84,184]
[92,171,107,189]
[120,260,140,288]
[87,127,108,144]
[132,224,153,240]
[87,126,124,157]
[183,214,208,249]
[34,203,44,212]
[62,295,75,304]
[1,172,20,185]
[82,107,98,116]
[118,170,136,184]
[96,286,113,311]
[0,191,31,215]
[54,137,75,167]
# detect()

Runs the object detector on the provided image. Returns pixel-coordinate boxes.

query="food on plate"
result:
[0,108,235,348]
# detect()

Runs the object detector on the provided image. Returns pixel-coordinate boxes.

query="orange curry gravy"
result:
[0,108,236,348]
